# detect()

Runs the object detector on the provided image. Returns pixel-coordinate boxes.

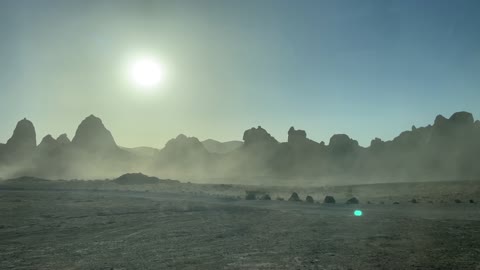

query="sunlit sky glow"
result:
[1,0,479,148]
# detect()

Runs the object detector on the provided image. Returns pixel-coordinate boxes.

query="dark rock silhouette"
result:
[113,173,179,185]
[37,135,60,154]
[243,126,278,146]
[288,127,307,143]
[72,115,118,152]
[260,194,271,200]
[346,197,359,204]
[410,198,418,204]
[56,134,71,145]
[449,111,474,125]
[288,192,301,202]
[0,118,36,162]
[323,196,336,204]
[328,134,359,154]
[2,110,480,182]
[305,196,314,203]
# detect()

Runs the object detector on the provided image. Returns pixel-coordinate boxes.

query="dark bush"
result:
[410,198,418,203]
[454,199,462,203]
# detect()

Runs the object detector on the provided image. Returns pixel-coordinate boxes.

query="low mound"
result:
[346,197,359,204]
[6,176,50,183]
[113,173,179,185]
[288,192,301,202]
[305,196,314,203]
[323,196,336,204]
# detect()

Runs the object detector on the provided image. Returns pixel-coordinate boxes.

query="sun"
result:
[129,57,165,89]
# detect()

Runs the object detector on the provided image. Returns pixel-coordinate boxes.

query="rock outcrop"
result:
[56,134,71,145]
[243,126,278,146]
[323,196,336,204]
[71,115,117,152]
[0,118,36,162]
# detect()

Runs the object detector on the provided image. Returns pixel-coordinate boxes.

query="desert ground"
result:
[1,179,480,270]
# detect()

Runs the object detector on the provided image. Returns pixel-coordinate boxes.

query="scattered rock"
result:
[72,115,118,151]
[243,126,278,146]
[245,191,257,200]
[260,194,271,200]
[288,192,301,202]
[305,196,314,203]
[346,197,359,204]
[323,196,336,204]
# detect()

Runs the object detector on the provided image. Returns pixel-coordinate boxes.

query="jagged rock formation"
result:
[160,134,209,159]
[328,134,359,155]
[56,134,70,145]
[37,135,60,154]
[243,126,278,146]
[1,111,480,183]
[71,115,118,152]
[1,118,36,161]
[288,192,301,201]
[153,134,214,178]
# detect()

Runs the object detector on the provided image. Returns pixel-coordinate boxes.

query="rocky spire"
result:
[71,115,117,152]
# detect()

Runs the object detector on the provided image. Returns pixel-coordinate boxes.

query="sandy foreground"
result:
[1,185,480,270]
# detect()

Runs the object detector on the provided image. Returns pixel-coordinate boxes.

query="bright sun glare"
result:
[129,57,165,90]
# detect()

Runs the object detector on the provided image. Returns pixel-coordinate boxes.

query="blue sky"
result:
[0,0,479,147]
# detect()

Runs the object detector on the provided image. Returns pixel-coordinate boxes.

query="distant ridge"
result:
[201,139,243,154]
[113,173,180,185]
[0,111,479,184]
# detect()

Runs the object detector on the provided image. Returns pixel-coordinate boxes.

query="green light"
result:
[354,210,363,216]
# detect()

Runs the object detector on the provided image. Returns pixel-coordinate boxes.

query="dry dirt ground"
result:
[1,189,480,270]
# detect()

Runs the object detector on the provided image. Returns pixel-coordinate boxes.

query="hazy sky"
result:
[1,0,479,148]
